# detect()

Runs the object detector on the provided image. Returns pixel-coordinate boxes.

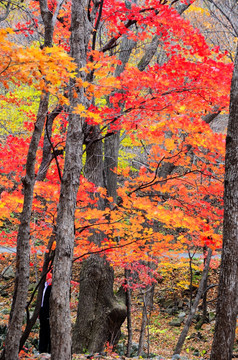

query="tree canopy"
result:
[0,0,235,358]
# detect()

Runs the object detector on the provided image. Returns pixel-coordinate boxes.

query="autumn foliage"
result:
[0,0,232,279]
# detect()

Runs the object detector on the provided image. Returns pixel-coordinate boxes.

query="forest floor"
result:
[0,252,236,360]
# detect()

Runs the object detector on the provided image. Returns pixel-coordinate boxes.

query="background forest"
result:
[0,0,238,359]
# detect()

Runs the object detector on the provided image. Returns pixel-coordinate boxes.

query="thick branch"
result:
[0,0,11,22]
[36,105,64,181]
[137,0,194,71]
[100,8,158,53]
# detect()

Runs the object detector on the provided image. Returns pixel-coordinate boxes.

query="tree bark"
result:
[49,94,84,360]
[1,92,49,360]
[72,255,127,353]
[49,0,90,358]
[104,32,136,202]
[0,2,62,358]
[210,44,238,360]
[174,248,212,355]
[72,124,127,353]
[138,285,154,357]
[125,269,133,357]
[72,9,136,353]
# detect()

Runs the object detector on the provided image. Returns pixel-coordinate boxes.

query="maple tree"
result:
[0,0,234,358]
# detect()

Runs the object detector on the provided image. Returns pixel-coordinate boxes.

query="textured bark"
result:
[85,125,104,188]
[72,19,136,353]
[174,249,212,355]
[104,132,121,202]
[137,35,160,72]
[72,255,127,354]
[210,44,238,360]
[84,123,105,246]
[174,0,195,15]
[0,2,61,358]
[1,92,49,360]
[49,99,84,359]
[72,124,127,352]
[202,106,222,124]
[49,0,90,358]
[125,269,132,357]
[138,285,154,357]
[104,33,136,202]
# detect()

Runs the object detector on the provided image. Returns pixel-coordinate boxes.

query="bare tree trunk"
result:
[0,1,62,358]
[210,44,238,360]
[138,285,154,357]
[187,249,194,310]
[1,92,49,360]
[49,0,90,358]
[72,255,127,353]
[49,93,84,360]
[174,248,212,355]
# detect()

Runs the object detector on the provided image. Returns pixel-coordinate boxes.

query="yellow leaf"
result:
[73,103,87,115]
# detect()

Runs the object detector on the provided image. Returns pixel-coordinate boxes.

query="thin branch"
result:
[91,0,104,52]
[73,238,140,262]
[45,112,62,182]
[100,7,159,53]
[75,216,124,233]
[52,0,65,27]
[206,0,238,37]
[0,57,12,76]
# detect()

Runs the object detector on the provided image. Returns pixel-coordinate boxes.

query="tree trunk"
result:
[125,269,133,357]
[210,44,238,360]
[1,92,49,360]
[49,0,90,358]
[0,1,62,358]
[72,0,199,355]
[138,285,154,357]
[49,91,85,360]
[201,246,209,325]
[72,255,127,353]
[174,248,212,355]
[72,122,127,352]
[72,23,135,353]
